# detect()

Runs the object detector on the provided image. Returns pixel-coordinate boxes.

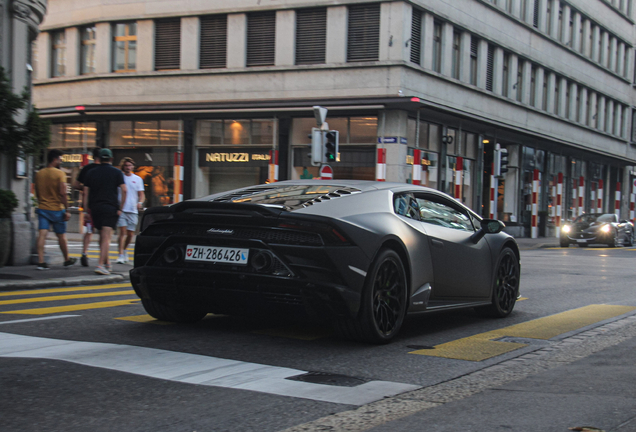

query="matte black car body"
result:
[130,180,521,343]
[560,213,634,247]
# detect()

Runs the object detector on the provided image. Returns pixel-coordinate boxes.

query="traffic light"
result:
[324,130,339,163]
[310,127,323,166]
[499,148,509,175]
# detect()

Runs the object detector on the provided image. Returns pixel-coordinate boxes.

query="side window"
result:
[393,193,420,220]
[415,195,475,232]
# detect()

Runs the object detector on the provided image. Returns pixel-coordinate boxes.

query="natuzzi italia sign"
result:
[198,148,271,167]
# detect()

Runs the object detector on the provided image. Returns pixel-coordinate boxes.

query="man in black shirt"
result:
[83,148,127,275]
[73,147,101,266]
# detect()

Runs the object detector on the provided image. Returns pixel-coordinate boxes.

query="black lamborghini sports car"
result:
[131,180,520,343]
[560,213,634,247]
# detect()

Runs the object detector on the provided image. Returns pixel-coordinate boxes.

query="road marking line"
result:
[115,314,173,325]
[0,332,419,405]
[0,284,131,298]
[410,304,636,362]
[0,291,135,306]
[0,299,140,315]
[0,315,81,325]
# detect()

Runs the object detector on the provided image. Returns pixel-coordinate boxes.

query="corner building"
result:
[33,0,636,237]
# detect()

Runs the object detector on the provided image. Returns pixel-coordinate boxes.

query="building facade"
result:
[32,0,636,237]
[1,0,46,264]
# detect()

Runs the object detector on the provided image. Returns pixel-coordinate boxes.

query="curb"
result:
[0,273,130,291]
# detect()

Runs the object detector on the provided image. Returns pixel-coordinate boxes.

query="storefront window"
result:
[350,117,377,143]
[225,120,250,145]
[422,151,439,190]
[108,119,183,208]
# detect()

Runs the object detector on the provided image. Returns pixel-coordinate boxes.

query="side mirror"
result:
[470,219,505,243]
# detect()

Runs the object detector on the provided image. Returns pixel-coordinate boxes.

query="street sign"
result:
[320,164,333,180]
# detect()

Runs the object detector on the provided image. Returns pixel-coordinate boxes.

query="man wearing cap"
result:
[83,148,127,275]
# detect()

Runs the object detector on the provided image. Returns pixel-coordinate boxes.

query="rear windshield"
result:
[209,185,360,210]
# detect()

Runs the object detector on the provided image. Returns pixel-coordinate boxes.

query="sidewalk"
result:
[0,235,559,291]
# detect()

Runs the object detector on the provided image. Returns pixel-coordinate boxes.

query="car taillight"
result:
[278,222,350,245]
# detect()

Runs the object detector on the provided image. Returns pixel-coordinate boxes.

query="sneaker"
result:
[37,262,49,271]
[116,254,126,264]
[63,258,77,267]
[95,265,110,275]
[106,263,112,272]
[80,254,89,267]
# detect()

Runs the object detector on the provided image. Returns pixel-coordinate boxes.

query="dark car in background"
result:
[130,180,520,344]
[560,213,634,247]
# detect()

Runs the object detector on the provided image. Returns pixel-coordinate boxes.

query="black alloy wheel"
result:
[476,247,519,318]
[334,249,407,344]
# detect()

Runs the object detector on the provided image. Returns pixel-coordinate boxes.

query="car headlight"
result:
[562,225,571,233]
[601,224,611,233]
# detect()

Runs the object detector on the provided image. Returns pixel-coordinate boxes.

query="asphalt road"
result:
[1,245,635,431]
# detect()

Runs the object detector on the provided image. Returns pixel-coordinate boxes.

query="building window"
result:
[347,4,380,62]
[470,36,478,85]
[410,9,422,65]
[516,63,523,102]
[530,66,536,106]
[486,44,494,92]
[432,21,442,73]
[247,12,276,66]
[81,26,96,74]
[51,31,66,77]
[155,19,181,71]
[113,22,137,72]
[296,8,327,65]
[451,31,460,79]
[502,52,510,97]
[200,15,227,69]
[533,0,539,28]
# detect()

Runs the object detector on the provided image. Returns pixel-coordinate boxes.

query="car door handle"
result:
[431,239,444,248]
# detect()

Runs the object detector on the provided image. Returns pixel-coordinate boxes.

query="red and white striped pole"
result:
[630,180,636,224]
[454,156,463,201]
[615,182,621,218]
[556,172,563,237]
[376,148,386,181]
[268,150,279,183]
[490,163,497,219]
[578,176,585,216]
[412,149,421,185]
[572,178,578,218]
[173,151,184,204]
[597,179,603,213]
[531,169,539,238]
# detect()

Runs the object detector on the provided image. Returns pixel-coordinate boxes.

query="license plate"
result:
[185,245,249,265]
[576,239,587,243]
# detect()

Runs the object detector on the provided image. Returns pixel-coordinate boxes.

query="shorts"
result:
[117,212,139,231]
[90,206,119,230]
[36,209,67,234]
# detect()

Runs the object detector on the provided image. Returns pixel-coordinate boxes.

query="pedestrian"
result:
[72,147,102,267]
[83,148,127,275]
[34,149,77,270]
[116,157,145,263]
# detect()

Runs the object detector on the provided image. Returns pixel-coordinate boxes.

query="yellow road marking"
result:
[115,314,173,325]
[0,283,131,298]
[411,304,636,362]
[254,325,333,341]
[0,290,135,306]
[1,299,140,315]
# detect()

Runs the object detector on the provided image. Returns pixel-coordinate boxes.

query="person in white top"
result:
[116,157,146,264]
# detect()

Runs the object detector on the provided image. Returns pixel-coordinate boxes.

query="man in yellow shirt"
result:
[34,149,77,270]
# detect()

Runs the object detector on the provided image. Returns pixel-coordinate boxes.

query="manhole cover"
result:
[0,274,32,280]
[286,372,367,387]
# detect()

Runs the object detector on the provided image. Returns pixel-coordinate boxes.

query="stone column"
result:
[557,76,567,117]
[275,10,295,66]
[617,42,626,77]
[227,14,247,68]
[534,67,545,109]
[591,25,600,63]
[606,99,614,134]
[36,31,51,79]
[561,5,571,45]
[600,31,609,67]
[568,82,578,121]
[493,47,504,95]
[510,0,521,18]
[537,0,548,33]
[588,91,598,128]
[476,39,488,89]
[326,6,347,64]
[508,54,519,100]
[622,106,630,139]
[136,20,154,72]
[578,87,588,125]
[521,60,532,104]
[378,110,409,183]
[459,31,471,83]
[421,13,434,70]
[380,2,411,62]
[441,22,453,77]
[65,27,80,77]
[614,104,622,137]
[581,18,591,57]
[572,12,581,52]
[549,0,559,38]
[95,22,112,74]
[609,37,618,72]
[545,72,556,114]
[597,95,606,131]
[524,0,535,25]
[181,17,200,70]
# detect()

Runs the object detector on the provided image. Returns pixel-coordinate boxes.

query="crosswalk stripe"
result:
[0,283,131,298]
[0,299,140,315]
[0,291,135,306]
[410,304,636,361]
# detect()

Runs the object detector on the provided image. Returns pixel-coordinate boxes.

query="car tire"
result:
[334,249,407,344]
[475,247,519,318]
[625,230,633,247]
[141,298,207,323]
[608,230,619,248]
[560,239,569,248]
